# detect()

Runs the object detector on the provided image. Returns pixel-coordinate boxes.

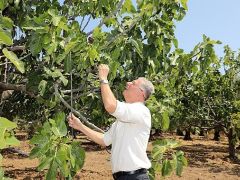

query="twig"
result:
[80,15,85,29]
[189,50,202,61]
[54,84,104,133]
[66,89,100,102]
[82,15,92,32]
[19,53,31,60]
[7,46,25,51]
[102,16,140,49]
[205,97,216,117]
[62,88,84,94]
[62,87,99,94]
[4,59,7,83]
[0,62,12,66]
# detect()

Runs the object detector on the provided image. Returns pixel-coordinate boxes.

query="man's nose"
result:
[126,82,133,88]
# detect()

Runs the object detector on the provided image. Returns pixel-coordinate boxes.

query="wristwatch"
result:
[100,79,109,84]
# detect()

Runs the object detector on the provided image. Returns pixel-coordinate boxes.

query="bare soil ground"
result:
[2,133,240,180]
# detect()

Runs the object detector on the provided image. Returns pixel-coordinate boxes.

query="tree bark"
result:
[227,127,236,159]
[184,128,192,140]
[0,82,35,97]
[176,128,184,136]
[199,129,205,136]
[213,128,220,141]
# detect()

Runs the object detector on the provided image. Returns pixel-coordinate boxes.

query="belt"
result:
[113,168,147,179]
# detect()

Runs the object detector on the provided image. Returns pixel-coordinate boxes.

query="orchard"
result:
[0,0,239,179]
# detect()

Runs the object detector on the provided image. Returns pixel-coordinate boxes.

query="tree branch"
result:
[54,84,104,133]
[205,97,216,117]
[0,62,12,66]
[62,87,99,94]
[80,15,86,30]
[0,82,35,97]
[7,46,25,52]
[86,0,125,36]
[61,88,84,94]
[82,15,92,32]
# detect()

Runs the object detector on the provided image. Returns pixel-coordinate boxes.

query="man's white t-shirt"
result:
[103,100,151,173]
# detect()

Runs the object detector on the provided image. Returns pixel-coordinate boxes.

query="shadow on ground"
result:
[177,143,240,176]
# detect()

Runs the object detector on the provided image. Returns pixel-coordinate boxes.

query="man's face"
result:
[123,78,145,101]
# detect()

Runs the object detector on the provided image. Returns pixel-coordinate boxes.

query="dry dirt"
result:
[2,133,240,180]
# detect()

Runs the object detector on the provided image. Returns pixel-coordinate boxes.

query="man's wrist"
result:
[100,79,109,84]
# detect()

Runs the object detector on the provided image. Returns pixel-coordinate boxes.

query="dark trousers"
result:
[113,170,150,180]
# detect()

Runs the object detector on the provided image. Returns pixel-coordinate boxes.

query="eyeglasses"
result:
[127,81,146,99]
[138,86,146,99]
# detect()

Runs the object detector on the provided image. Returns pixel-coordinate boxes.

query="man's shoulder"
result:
[117,101,150,114]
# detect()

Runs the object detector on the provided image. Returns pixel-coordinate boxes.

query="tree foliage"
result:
[30,112,85,179]
[3,0,239,178]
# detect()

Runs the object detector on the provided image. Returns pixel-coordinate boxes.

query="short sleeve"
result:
[110,100,145,124]
[103,122,116,146]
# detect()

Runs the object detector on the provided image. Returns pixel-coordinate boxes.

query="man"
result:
[68,64,154,180]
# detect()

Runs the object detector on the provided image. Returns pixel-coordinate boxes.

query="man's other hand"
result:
[67,113,82,130]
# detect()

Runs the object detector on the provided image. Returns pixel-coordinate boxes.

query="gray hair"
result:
[139,77,154,100]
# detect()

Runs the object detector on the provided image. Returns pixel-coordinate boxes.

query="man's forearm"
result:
[101,83,117,114]
[77,123,106,147]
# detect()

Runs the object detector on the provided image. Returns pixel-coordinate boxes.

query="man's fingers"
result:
[68,120,73,127]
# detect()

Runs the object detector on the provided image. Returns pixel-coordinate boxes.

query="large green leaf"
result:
[51,127,61,137]
[0,167,4,180]
[29,146,42,159]
[29,34,43,56]
[2,48,25,73]
[54,112,67,137]
[180,0,188,10]
[71,141,85,171]
[129,38,143,58]
[5,136,20,147]
[0,16,13,29]
[30,133,49,145]
[46,159,58,180]
[0,117,17,130]
[152,145,166,160]
[64,54,72,73]
[162,159,172,176]
[0,28,13,45]
[38,80,47,96]
[0,0,8,11]
[56,145,70,177]
[48,9,62,26]
[0,141,7,149]
[175,151,188,176]
[122,0,136,13]
[37,157,53,171]
[29,141,51,159]
[0,154,2,164]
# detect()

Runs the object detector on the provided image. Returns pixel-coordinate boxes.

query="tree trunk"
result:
[213,128,220,141]
[176,129,184,136]
[184,129,192,140]
[227,127,236,159]
[199,129,204,136]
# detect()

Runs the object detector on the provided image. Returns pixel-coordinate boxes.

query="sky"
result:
[175,0,240,57]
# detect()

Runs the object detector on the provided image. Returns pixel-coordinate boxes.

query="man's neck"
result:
[125,99,145,104]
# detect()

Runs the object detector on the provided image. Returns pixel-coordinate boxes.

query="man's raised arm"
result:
[98,64,117,114]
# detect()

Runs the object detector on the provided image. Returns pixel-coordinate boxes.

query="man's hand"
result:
[67,113,82,130]
[98,64,109,80]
